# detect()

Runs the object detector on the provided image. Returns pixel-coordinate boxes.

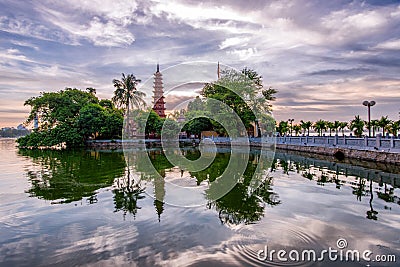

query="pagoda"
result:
[152,64,166,118]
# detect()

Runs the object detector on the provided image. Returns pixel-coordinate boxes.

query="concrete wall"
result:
[276,143,400,165]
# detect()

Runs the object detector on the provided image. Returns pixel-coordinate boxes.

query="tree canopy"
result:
[183,68,276,137]
[17,88,123,148]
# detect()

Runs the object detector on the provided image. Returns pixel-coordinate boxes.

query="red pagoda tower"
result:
[152,64,166,118]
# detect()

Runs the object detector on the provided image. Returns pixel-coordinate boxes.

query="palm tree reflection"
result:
[367,179,378,220]
[113,168,145,219]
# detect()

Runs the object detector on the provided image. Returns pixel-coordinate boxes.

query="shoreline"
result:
[85,139,400,165]
[275,143,400,165]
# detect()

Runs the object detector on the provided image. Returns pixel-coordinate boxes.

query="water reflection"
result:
[272,150,400,221]
[113,170,145,219]
[19,148,400,225]
[18,149,126,204]
[126,147,279,224]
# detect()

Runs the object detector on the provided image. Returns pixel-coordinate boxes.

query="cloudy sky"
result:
[1,0,400,128]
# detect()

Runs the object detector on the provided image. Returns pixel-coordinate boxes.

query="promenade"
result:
[275,135,400,153]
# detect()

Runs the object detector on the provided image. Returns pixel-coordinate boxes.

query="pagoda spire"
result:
[217,61,220,79]
[152,63,166,118]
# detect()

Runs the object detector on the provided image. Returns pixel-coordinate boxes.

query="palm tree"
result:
[349,115,365,137]
[313,119,327,136]
[389,120,400,137]
[339,122,348,136]
[370,119,380,137]
[293,124,302,136]
[332,120,341,135]
[378,116,392,138]
[277,121,289,136]
[112,73,146,115]
[300,120,312,136]
[327,121,335,136]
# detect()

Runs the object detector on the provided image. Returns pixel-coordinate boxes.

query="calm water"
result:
[0,138,399,266]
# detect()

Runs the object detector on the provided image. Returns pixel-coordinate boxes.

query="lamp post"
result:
[362,100,376,137]
[288,118,294,136]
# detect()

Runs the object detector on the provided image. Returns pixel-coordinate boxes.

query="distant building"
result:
[152,64,166,118]
[17,124,27,131]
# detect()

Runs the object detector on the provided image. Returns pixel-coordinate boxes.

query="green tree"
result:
[389,120,400,137]
[112,73,146,114]
[349,115,365,137]
[293,124,302,136]
[99,99,114,109]
[370,119,380,137]
[277,121,289,136]
[77,103,106,139]
[378,116,392,137]
[161,118,181,139]
[300,120,312,136]
[86,87,97,95]
[133,109,161,137]
[339,122,348,136]
[313,119,327,136]
[202,68,276,135]
[327,121,335,136]
[18,88,99,148]
[183,117,214,137]
[331,120,341,135]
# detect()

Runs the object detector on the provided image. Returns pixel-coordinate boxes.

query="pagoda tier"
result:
[152,64,166,118]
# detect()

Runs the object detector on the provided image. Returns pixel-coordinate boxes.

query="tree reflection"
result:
[126,148,280,225]
[272,152,400,221]
[367,179,378,220]
[205,152,280,225]
[352,177,367,201]
[113,168,145,219]
[377,181,396,204]
[19,149,126,204]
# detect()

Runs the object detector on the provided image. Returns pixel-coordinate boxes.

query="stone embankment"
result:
[86,139,400,165]
[276,143,400,165]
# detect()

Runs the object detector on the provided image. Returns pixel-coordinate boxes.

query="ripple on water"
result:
[225,219,325,267]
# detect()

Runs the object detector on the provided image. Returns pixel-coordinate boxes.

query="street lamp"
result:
[288,118,294,136]
[362,100,376,137]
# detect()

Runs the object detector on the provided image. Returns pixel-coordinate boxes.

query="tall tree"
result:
[370,119,380,137]
[332,120,341,135]
[202,68,276,136]
[313,120,327,136]
[378,116,392,137]
[112,73,146,115]
[339,122,348,136]
[327,121,335,136]
[349,115,365,137]
[293,124,302,136]
[277,121,289,136]
[300,120,312,136]
[389,120,400,137]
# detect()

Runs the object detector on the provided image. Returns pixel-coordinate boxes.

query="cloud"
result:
[374,38,400,50]
[219,37,250,50]
[0,15,76,45]
[307,67,373,76]
[35,5,135,47]
[0,48,34,64]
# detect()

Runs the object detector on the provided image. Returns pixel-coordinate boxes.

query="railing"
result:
[275,134,400,150]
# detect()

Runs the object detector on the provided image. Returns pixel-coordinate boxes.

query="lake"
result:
[0,138,399,266]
